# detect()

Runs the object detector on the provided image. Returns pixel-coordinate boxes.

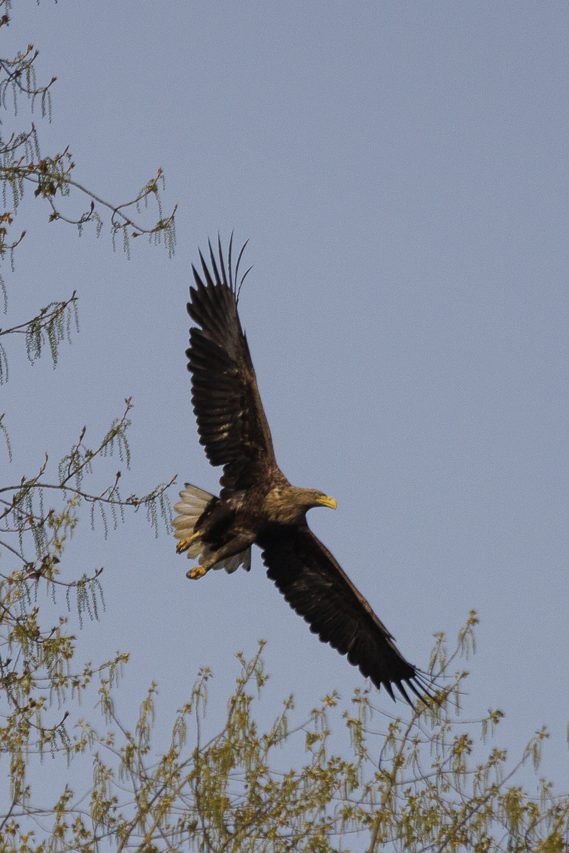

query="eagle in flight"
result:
[174,237,432,704]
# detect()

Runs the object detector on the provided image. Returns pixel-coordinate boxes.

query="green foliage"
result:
[0,1,177,847]
[0,397,173,819]
[0,291,79,384]
[0,0,176,276]
[1,623,567,851]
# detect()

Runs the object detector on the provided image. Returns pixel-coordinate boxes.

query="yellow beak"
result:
[317,495,337,510]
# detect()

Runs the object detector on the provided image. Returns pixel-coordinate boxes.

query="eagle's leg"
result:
[186,534,253,581]
[176,531,201,554]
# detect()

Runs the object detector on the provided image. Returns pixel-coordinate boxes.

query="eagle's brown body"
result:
[174,238,432,705]
[185,477,336,572]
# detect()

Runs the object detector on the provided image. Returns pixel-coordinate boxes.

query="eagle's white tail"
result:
[173,483,251,573]
[173,483,214,559]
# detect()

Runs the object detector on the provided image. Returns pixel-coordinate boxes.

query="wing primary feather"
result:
[199,250,215,287]
[228,232,235,292]
[217,234,228,286]
[189,267,222,332]
[237,264,254,300]
[383,681,396,701]
[407,680,426,702]
[191,264,204,289]
[188,280,222,335]
[234,239,249,301]
[208,239,222,285]
[396,681,412,704]
[408,671,440,705]
[416,671,441,704]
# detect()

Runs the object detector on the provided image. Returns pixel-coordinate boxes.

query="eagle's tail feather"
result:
[173,483,252,573]
[173,483,215,559]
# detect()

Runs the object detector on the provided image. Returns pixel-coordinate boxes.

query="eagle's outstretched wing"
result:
[187,238,278,493]
[261,525,432,703]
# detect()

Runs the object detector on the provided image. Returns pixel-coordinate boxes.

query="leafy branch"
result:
[1,35,177,263]
[0,290,78,384]
[0,398,175,535]
[1,623,564,851]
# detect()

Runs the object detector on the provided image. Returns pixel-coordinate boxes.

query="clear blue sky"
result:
[4,0,568,796]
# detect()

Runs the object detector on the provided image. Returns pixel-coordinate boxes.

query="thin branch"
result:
[0,291,77,338]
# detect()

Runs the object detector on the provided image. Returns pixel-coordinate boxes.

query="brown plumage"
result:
[174,237,432,704]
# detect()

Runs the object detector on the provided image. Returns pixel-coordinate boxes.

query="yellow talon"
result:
[176,532,201,554]
[187,565,208,580]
